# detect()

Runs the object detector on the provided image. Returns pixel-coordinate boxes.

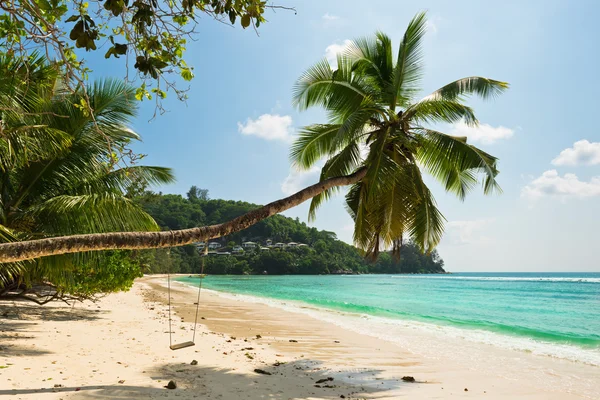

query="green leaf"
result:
[404,98,477,126]
[416,129,501,198]
[428,77,509,101]
[390,11,428,107]
[241,14,251,28]
[181,68,194,81]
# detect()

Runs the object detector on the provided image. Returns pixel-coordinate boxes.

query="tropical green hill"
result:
[133,187,446,275]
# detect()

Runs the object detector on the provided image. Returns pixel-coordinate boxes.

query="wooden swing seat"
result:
[167,246,206,351]
[170,341,195,351]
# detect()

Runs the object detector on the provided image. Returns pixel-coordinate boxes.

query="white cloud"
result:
[325,39,352,66]
[445,219,495,245]
[238,114,294,142]
[521,169,600,200]
[449,120,514,145]
[322,13,339,21]
[281,167,320,196]
[551,140,600,166]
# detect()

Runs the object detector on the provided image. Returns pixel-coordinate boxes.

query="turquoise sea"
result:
[178,272,600,365]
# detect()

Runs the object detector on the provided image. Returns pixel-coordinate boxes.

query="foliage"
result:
[0,0,294,112]
[0,54,174,300]
[291,13,508,260]
[369,243,444,274]
[134,187,445,275]
[66,251,143,297]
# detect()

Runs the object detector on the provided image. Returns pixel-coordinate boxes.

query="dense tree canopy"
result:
[135,188,445,275]
[0,55,174,302]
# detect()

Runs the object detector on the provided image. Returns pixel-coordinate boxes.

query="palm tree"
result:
[0,54,174,296]
[0,13,507,262]
[291,12,507,258]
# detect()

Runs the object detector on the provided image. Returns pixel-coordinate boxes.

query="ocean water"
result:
[178,272,600,365]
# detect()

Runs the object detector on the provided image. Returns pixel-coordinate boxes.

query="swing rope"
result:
[166,240,205,350]
[192,249,205,343]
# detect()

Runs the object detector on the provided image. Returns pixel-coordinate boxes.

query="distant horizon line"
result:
[448,271,600,273]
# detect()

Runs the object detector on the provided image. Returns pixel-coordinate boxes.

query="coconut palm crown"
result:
[0,54,174,290]
[291,12,508,259]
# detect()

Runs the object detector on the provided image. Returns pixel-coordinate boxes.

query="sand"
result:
[1,275,597,399]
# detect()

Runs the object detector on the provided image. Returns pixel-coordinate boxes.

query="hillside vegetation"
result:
[133,188,446,275]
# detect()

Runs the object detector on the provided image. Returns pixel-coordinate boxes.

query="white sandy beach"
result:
[1,275,598,399]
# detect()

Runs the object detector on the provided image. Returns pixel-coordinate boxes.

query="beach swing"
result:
[166,245,206,350]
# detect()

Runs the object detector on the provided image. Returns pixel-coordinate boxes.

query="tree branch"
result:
[0,283,100,305]
[0,168,367,263]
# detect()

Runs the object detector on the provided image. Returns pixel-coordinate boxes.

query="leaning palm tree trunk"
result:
[0,169,367,263]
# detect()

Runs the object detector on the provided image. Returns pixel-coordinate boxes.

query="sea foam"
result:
[188,285,600,367]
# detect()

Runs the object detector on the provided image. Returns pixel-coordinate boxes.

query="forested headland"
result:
[132,187,446,275]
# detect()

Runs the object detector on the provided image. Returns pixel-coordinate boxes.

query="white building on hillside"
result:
[208,242,222,249]
[232,246,244,254]
[242,242,257,249]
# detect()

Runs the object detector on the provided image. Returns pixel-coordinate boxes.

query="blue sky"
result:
[95,0,599,272]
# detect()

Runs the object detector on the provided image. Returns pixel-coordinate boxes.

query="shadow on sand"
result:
[0,302,108,358]
[0,359,406,399]
[0,302,108,322]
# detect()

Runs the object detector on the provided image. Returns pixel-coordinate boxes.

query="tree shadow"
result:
[0,359,408,399]
[0,303,108,358]
[0,322,54,357]
[0,343,54,357]
[0,302,107,322]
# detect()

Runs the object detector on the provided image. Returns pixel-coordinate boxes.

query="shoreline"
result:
[180,278,600,367]
[155,275,599,399]
[1,275,598,399]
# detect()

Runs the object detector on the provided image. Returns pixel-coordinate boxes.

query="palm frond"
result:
[292,58,374,120]
[416,129,501,198]
[89,79,138,126]
[0,125,72,171]
[404,98,477,126]
[363,174,412,259]
[307,188,336,222]
[346,32,394,92]
[424,76,509,102]
[363,128,405,198]
[290,124,342,169]
[404,164,446,253]
[25,193,159,236]
[72,166,175,196]
[307,142,363,221]
[345,181,372,251]
[321,142,363,179]
[390,11,428,108]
